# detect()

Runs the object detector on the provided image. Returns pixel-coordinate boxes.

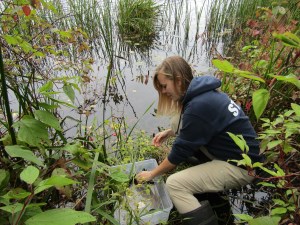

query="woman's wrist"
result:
[167,128,175,137]
[149,170,154,179]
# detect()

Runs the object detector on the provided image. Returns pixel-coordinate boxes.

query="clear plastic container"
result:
[112,159,173,225]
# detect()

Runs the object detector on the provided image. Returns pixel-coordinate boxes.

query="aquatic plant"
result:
[117,0,160,48]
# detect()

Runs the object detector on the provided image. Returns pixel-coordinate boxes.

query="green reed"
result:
[117,0,159,48]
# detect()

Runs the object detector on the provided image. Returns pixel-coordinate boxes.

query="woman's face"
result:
[157,73,182,101]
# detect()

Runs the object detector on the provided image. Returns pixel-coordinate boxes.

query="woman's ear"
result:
[175,77,185,96]
[175,76,182,86]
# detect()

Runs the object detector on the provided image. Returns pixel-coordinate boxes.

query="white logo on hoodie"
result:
[228,100,241,117]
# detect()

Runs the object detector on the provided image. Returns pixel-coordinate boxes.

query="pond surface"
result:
[116,0,214,134]
[59,0,217,137]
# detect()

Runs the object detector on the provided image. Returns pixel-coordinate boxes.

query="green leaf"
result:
[0,202,44,214]
[38,81,53,93]
[34,110,62,131]
[283,143,293,154]
[38,102,59,110]
[287,206,296,212]
[257,182,276,188]
[227,132,248,152]
[34,176,76,195]
[20,166,39,185]
[12,116,50,147]
[33,51,46,57]
[0,169,10,190]
[212,60,265,83]
[234,213,253,221]
[252,89,270,120]
[25,208,96,225]
[248,216,281,225]
[271,207,287,215]
[269,74,300,88]
[5,145,44,166]
[257,165,278,177]
[291,103,300,116]
[61,142,86,155]
[3,35,19,45]
[63,84,75,103]
[2,188,31,200]
[254,60,268,69]
[234,69,265,83]
[96,209,120,225]
[45,2,58,14]
[285,32,300,41]
[274,164,285,176]
[72,158,92,170]
[34,183,53,195]
[0,203,24,213]
[273,199,285,206]
[48,97,77,109]
[58,30,73,38]
[110,170,130,183]
[52,168,68,177]
[267,140,282,150]
[241,45,256,52]
[212,59,234,73]
[45,175,77,186]
[242,154,252,166]
[20,41,34,53]
[253,162,263,168]
[273,32,300,48]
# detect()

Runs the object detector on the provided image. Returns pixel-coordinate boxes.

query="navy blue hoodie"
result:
[168,76,263,165]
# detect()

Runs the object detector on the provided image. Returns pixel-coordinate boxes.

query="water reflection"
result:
[54,0,213,136]
[111,1,208,131]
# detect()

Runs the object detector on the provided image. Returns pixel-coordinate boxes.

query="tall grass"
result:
[158,0,203,61]
[117,0,160,49]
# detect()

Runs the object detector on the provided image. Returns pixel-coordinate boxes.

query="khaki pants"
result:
[165,159,254,214]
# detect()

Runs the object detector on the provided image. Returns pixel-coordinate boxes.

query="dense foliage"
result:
[0,0,299,225]
[206,0,300,224]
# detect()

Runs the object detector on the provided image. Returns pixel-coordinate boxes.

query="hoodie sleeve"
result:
[168,112,218,165]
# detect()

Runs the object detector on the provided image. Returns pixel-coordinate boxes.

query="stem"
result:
[0,46,16,144]
[101,61,113,162]
[13,192,34,225]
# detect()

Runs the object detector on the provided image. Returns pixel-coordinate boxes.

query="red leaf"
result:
[245,101,252,112]
[247,19,259,28]
[252,29,260,36]
[13,14,19,22]
[22,5,31,16]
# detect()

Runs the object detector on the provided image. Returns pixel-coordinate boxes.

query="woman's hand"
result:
[135,171,154,183]
[152,129,175,147]
[135,158,177,183]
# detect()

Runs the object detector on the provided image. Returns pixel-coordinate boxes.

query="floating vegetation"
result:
[117,0,160,50]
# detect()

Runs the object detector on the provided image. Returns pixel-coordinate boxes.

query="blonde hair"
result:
[153,56,194,116]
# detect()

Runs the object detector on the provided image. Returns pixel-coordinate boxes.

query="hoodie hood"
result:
[182,75,221,104]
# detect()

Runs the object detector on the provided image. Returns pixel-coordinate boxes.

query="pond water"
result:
[59,0,218,137]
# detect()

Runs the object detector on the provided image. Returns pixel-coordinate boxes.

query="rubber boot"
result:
[181,200,219,225]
